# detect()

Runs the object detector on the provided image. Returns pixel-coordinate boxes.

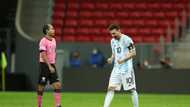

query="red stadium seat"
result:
[55,26,61,32]
[122,3,135,9]
[146,20,157,27]
[92,36,110,43]
[52,0,189,43]
[143,36,157,43]
[103,12,115,18]
[95,2,109,10]
[63,28,76,34]
[80,11,92,17]
[110,2,123,10]
[76,28,89,35]
[116,12,129,18]
[65,19,77,27]
[79,19,93,27]
[139,28,151,35]
[151,28,165,36]
[76,35,91,42]
[121,20,133,27]
[132,36,143,43]
[94,19,107,26]
[55,35,62,41]
[53,3,65,11]
[67,3,79,10]
[62,35,76,42]
[89,28,101,35]
[93,11,103,17]
[81,2,95,10]
[66,11,78,17]
[52,11,65,20]
[52,19,63,27]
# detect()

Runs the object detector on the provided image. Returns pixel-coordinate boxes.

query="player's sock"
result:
[131,90,139,107]
[103,90,114,107]
[37,90,43,107]
[54,89,61,107]
[37,96,42,107]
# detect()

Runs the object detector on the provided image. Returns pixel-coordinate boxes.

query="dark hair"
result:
[43,24,50,35]
[108,23,120,31]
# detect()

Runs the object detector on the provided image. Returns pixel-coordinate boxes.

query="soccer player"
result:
[103,24,139,107]
[37,24,62,107]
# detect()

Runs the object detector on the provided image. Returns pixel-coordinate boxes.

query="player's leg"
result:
[103,68,121,107]
[122,71,139,107]
[50,64,62,107]
[52,81,62,107]
[130,71,139,107]
[130,89,139,107]
[103,86,115,107]
[37,84,45,107]
[37,63,48,107]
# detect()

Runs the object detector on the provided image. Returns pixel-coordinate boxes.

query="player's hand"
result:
[107,58,113,64]
[117,59,125,64]
[48,65,55,73]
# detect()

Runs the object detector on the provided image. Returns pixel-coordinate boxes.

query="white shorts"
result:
[108,67,136,91]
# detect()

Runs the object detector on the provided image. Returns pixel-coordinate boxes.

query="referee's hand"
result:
[48,65,55,73]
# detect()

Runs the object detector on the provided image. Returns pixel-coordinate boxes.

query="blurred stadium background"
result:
[0,0,190,106]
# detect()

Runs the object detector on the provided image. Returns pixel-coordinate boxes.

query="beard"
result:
[113,36,120,40]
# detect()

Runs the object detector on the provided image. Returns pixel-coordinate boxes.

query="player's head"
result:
[108,23,122,40]
[43,24,55,37]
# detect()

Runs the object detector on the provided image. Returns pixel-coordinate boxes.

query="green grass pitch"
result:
[0,92,190,107]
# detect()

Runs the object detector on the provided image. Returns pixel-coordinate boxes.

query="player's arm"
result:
[108,40,115,64]
[41,51,51,67]
[117,43,136,64]
[126,43,136,58]
[107,53,115,64]
[39,39,55,72]
[41,51,55,73]
[39,39,55,73]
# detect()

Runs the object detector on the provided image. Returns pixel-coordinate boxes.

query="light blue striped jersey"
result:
[111,34,134,73]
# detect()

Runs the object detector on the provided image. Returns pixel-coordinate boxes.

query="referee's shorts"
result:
[38,62,59,85]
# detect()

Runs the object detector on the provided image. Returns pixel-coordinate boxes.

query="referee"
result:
[37,24,62,107]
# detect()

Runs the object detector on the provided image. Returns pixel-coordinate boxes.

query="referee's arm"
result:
[40,51,55,72]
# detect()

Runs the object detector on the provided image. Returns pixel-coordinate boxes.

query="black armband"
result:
[127,43,135,51]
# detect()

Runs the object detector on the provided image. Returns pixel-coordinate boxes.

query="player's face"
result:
[109,29,121,40]
[47,24,55,37]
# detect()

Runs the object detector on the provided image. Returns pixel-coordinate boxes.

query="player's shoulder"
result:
[122,34,132,40]
[122,34,133,42]
[39,37,46,42]
[111,38,115,44]
[40,36,47,40]
[39,36,51,46]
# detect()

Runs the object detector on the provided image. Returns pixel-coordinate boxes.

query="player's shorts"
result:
[38,62,59,85]
[108,67,136,91]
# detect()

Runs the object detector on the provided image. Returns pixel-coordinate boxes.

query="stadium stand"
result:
[52,0,189,43]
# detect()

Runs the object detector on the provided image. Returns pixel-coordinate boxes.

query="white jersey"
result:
[111,34,134,73]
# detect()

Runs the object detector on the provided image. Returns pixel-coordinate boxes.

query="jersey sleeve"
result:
[39,38,47,51]
[111,40,115,54]
[124,36,135,51]
[127,37,134,46]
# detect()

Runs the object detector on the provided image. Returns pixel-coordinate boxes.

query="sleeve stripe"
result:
[39,50,46,52]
